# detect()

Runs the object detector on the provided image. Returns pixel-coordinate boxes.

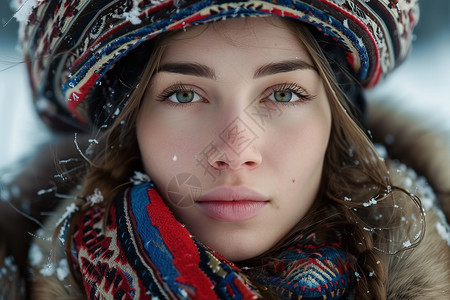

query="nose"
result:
[207,117,262,171]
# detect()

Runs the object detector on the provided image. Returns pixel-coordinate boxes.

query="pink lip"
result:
[196,186,268,222]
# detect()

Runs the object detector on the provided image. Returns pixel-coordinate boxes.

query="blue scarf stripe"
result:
[74,182,354,298]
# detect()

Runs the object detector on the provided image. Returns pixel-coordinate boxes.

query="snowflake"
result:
[56,259,70,281]
[130,171,151,185]
[29,243,44,267]
[362,198,377,207]
[87,188,104,206]
[123,0,142,25]
[56,203,79,227]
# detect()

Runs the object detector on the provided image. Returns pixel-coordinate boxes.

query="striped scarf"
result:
[72,182,354,299]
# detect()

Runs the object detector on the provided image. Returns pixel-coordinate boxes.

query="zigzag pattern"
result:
[73,183,354,299]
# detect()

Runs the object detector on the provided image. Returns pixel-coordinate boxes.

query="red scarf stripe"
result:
[145,188,218,299]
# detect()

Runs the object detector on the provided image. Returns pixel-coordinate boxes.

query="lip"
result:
[196,186,268,222]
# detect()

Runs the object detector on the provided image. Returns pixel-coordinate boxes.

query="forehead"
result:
[161,17,313,65]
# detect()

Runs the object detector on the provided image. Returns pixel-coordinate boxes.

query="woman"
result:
[4,0,450,299]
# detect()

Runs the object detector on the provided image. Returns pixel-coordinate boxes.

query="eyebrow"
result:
[157,59,317,79]
[254,60,317,78]
[158,63,216,79]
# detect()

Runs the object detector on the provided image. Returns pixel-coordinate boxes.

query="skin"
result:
[136,17,332,261]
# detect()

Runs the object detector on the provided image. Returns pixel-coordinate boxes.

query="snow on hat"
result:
[17,0,419,132]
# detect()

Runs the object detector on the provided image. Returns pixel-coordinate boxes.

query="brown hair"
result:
[62,18,424,299]
[251,21,425,299]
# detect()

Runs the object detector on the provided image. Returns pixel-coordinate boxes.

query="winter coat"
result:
[1,101,449,299]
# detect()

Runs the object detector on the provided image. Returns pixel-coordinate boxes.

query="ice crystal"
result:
[55,203,79,227]
[343,19,349,28]
[87,188,104,206]
[39,259,69,281]
[56,259,69,281]
[130,171,151,184]
[40,263,55,277]
[363,198,377,207]
[29,243,44,267]
[332,0,346,5]
[88,138,99,145]
[123,0,142,25]
[37,186,56,196]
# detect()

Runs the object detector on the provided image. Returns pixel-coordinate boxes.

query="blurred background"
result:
[0,0,449,171]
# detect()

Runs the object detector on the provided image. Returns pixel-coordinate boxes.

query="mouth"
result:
[196,186,268,222]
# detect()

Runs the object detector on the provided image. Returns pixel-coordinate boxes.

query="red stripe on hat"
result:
[146,189,218,299]
[73,1,172,67]
[67,72,101,121]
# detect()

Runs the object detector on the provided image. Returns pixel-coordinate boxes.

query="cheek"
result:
[269,108,331,171]
[265,108,331,207]
[137,114,183,178]
[136,112,209,193]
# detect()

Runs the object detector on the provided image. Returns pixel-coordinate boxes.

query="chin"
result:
[218,248,263,262]
[203,235,273,262]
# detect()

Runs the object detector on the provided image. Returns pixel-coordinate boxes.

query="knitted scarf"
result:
[72,182,355,299]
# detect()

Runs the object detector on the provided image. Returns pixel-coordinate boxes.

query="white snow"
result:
[12,0,43,23]
[55,258,69,281]
[343,19,349,28]
[0,41,52,171]
[130,170,151,184]
[55,203,79,227]
[122,0,142,25]
[367,32,450,132]
[436,222,450,246]
[362,198,377,207]
[86,188,104,206]
[28,243,43,266]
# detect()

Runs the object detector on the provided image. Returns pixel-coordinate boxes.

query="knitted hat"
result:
[18,0,419,132]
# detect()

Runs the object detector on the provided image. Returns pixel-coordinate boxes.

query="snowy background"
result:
[0,0,449,172]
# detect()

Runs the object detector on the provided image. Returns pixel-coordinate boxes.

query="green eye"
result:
[167,90,202,103]
[176,91,195,103]
[266,83,311,103]
[273,91,293,102]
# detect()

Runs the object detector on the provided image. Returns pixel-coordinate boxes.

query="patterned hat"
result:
[18,0,419,132]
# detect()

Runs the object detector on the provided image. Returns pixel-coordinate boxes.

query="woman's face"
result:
[137,17,331,261]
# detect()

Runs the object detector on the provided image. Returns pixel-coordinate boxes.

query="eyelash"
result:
[156,82,315,107]
[156,83,205,107]
[263,82,315,106]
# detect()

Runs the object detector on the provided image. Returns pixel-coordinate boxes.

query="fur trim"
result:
[368,97,450,298]
[385,160,450,298]
[28,197,84,299]
[368,100,450,222]
[386,212,450,299]
[32,273,83,300]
